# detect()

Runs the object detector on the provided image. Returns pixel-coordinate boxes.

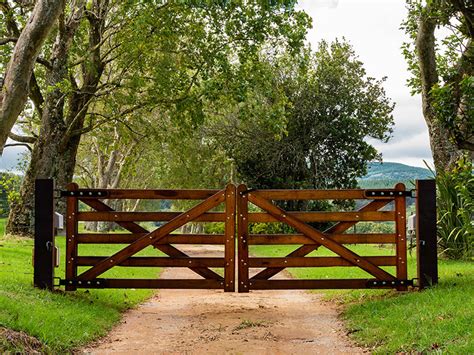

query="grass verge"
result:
[0,218,162,352]
[252,243,474,353]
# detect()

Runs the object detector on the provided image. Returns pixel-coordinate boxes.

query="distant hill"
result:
[358,162,432,189]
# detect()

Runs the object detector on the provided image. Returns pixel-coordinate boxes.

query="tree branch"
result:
[0,37,18,45]
[8,132,37,144]
[3,143,32,152]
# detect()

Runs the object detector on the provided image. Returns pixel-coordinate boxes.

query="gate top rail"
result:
[60,188,221,199]
[242,187,413,200]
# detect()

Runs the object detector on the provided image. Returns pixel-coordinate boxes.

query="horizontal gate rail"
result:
[247,211,395,223]
[60,279,223,289]
[248,256,397,268]
[76,256,226,267]
[247,189,413,200]
[248,233,396,244]
[61,188,220,199]
[76,233,225,244]
[77,211,226,222]
[248,279,413,290]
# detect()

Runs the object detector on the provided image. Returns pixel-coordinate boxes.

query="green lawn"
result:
[0,220,163,352]
[252,244,474,353]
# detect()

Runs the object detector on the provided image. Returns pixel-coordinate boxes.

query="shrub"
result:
[436,156,473,260]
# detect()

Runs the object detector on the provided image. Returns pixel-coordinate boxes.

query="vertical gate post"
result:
[224,184,236,292]
[33,179,55,290]
[65,183,79,291]
[395,183,408,291]
[237,184,249,293]
[416,179,438,288]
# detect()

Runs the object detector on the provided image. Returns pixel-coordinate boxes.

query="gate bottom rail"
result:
[59,278,224,289]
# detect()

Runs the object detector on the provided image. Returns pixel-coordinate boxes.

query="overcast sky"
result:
[0,0,433,172]
[298,0,433,168]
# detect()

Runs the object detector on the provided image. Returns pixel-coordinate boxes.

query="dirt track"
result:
[84,246,365,354]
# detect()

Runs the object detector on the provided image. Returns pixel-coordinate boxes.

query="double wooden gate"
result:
[33,180,438,292]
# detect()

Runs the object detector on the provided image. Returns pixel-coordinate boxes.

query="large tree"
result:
[2,0,310,235]
[217,40,394,191]
[402,0,473,171]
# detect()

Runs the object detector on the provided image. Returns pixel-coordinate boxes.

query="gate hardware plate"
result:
[364,190,414,198]
[60,279,107,287]
[366,279,414,288]
[60,190,109,198]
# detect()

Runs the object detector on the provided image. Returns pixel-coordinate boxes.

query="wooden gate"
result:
[60,183,236,291]
[236,184,412,292]
[34,179,437,292]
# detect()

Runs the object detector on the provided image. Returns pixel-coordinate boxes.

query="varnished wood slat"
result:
[76,233,225,244]
[253,189,367,200]
[224,184,236,292]
[247,193,396,280]
[249,279,396,290]
[77,211,225,222]
[395,183,408,290]
[77,257,225,267]
[249,256,396,268]
[77,189,220,200]
[248,233,396,245]
[79,199,223,281]
[77,190,226,280]
[251,199,394,280]
[248,211,395,223]
[72,279,223,289]
[65,183,79,291]
[237,184,250,293]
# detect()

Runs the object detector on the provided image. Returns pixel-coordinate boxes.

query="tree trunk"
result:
[416,11,462,171]
[0,0,64,151]
[6,4,85,236]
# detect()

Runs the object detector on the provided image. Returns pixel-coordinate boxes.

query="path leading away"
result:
[84,246,365,354]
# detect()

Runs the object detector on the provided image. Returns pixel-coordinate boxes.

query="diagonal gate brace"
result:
[251,198,394,280]
[77,189,225,280]
[247,193,395,281]
[80,199,222,280]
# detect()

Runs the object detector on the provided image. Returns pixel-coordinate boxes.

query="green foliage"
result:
[354,222,395,234]
[0,173,21,217]
[431,76,474,150]
[0,233,162,352]
[436,155,474,259]
[226,39,394,190]
[204,222,225,234]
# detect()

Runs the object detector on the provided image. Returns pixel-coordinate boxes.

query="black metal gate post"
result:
[33,178,55,290]
[416,179,438,288]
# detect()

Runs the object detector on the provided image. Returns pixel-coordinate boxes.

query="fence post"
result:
[33,178,55,290]
[416,179,438,288]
